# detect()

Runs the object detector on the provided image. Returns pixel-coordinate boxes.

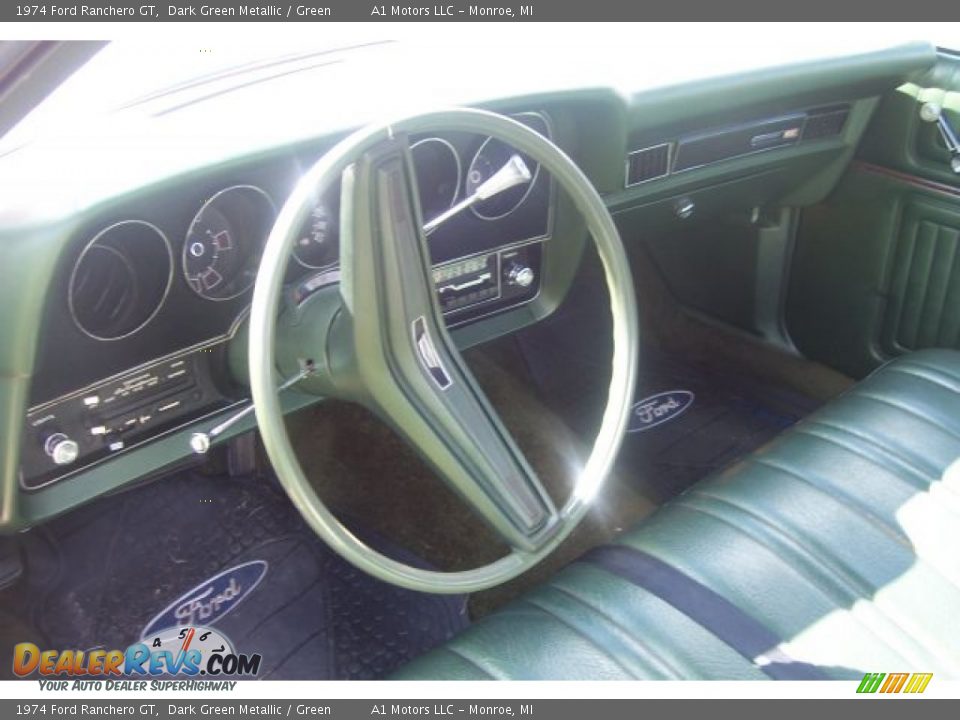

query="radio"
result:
[433,242,541,320]
[20,344,235,489]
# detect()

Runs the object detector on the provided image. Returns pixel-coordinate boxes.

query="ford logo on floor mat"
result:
[628,390,695,432]
[140,560,268,638]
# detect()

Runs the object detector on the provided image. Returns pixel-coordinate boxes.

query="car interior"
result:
[1,37,959,680]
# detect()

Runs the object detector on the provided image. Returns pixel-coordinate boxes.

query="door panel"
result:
[787,51,960,378]
[882,197,960,355]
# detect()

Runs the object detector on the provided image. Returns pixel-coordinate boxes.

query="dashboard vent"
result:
[803,106,850,141]
[626,143,671,187]
[68,221,172,341]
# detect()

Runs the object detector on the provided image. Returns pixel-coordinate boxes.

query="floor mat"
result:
[617,349,821,503]
[518,323,820,504]
[2,472,468,680]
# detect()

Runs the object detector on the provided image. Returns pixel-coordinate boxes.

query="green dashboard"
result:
[0,40,937,532]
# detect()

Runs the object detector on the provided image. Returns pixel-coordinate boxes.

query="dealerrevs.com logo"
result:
[12,626,261,680]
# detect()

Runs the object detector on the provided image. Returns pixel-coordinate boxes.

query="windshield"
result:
[5,22,958,153]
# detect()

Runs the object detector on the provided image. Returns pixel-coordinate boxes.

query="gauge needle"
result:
[423,154,531,236]
[171,626,195,674]
[180,627,195,654]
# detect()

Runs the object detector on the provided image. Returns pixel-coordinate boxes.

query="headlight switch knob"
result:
[45,433,79,466]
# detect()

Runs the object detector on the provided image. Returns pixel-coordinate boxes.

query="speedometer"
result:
[183,185,275,301]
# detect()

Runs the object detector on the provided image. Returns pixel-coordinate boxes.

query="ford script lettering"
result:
[628,390,695,432]
[140,560,268,638]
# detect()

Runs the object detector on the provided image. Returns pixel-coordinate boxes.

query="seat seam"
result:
[797,421,936,490]
[882,364,960,394]
[674,498,955,671]
[750,455,960,591]
[437,646,501,680]
[545,582,687,679]
[800,422,960,507]
[514,597,640,678]
[887,359,960,386]
[746,456,913,548]
[853,392,960,441]
[684,492,888,600]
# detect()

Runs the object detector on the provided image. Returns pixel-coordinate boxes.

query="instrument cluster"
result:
[26,111,554,488]
[44,112,552,409]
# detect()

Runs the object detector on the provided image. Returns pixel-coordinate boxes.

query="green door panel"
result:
[882,197,960,355]
[787,52,960,378]
[786,167,960,377]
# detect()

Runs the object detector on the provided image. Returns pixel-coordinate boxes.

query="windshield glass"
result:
[5,22,958,152]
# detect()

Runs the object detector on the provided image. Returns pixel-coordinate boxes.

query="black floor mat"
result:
[1,472,468,680]
[512,244,827,504]
[519,326,820,504]
[617,349,820,502]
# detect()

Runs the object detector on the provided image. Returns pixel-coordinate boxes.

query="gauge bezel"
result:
[68,219,174,342]
[291,191,339,272]
[467,112,548,222]
[410,136,462,217]
[182,184,277,302]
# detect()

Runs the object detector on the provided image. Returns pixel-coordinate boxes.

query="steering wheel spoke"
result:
[338,136,559,552]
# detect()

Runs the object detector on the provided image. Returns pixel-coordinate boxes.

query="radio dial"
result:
[507,263,535,288]
[44,433,79,466]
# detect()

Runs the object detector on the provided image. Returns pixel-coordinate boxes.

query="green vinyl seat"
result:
[393,349,960,680]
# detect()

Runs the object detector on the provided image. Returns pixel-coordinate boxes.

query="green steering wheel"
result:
[248,108,638,594]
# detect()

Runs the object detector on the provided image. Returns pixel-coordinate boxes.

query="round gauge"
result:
[465,136,540,221]
[411,137,460,222]
[69,220,173,341]
[183,186,275,301]
[293,191,339,270]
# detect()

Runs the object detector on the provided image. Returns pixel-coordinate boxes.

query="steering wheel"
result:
[248,108,638,594]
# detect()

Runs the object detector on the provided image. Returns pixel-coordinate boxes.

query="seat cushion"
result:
[393,349,960,680]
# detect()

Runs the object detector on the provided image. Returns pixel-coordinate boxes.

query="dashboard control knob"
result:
[507,263,535,288]
[44,433,79,466]
[675,197,695,220]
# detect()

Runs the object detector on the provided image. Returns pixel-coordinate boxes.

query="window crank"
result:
[919,102,960,174]
[189,361,314,455]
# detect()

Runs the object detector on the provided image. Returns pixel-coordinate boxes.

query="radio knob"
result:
[44,433,79,466]
[507,263,535,288]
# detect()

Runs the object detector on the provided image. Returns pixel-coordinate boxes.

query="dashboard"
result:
[20,112,553,490]
[0,40,936,532]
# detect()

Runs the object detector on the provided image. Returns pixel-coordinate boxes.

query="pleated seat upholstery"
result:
[394,349,960,680]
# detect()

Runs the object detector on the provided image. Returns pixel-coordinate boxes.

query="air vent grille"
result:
[626,143,671,187]
[803,107,850,140]
[68,221,172,341]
